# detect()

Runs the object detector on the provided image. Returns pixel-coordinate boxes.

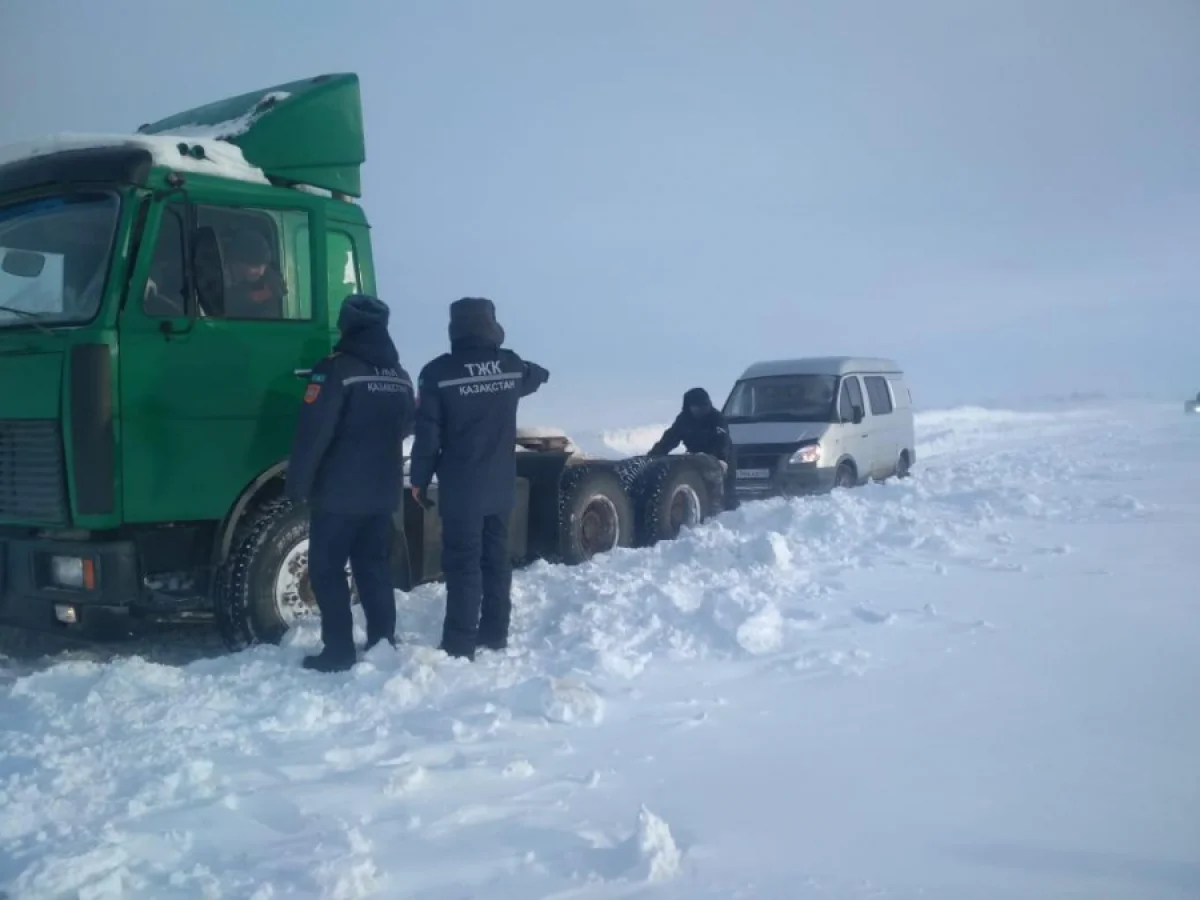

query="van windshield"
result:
[723,374,839,423]
[0,192,120,329]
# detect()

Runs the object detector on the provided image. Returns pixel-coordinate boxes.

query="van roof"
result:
[737,356,903,379]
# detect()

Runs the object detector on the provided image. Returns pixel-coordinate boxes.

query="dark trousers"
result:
[309,511,395,657]
[439,508,512,659]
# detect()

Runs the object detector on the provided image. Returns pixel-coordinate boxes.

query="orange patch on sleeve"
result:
[304,384,321,404]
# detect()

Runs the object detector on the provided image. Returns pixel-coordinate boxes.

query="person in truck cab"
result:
[647,387,739,511]
[284,294,415,673]
[408,297,550,661]
[224,229,283,318]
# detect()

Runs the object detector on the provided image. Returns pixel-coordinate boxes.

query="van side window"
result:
[886,376,910,409]
[864,375,894,415]
[839,376,865,420]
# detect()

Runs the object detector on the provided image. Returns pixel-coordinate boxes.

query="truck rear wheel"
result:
[556,466,634,564]
[633,457,714,546]
[215,497,354,650]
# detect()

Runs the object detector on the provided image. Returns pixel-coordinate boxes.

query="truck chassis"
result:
[0,440,727,651]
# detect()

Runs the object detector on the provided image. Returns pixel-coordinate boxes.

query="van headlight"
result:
[788,444,821,465]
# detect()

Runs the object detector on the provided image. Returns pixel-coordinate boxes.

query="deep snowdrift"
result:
[2,402,1198,899]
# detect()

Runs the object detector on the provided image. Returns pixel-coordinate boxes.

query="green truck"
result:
[0,74,727,651]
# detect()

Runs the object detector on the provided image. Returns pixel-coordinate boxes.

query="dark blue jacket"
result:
[285,295,415,515]
[648,387,734,463]
[409,297,549,516]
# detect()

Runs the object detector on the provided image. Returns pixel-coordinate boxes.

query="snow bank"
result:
[2,401,1194,898]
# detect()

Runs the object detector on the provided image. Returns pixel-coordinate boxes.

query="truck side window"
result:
[197,206,300,321]
[327,230,361,305]
[142,204,188,317]
[142,203,311,321]
[863,375,894,415]
[839,376,865,421]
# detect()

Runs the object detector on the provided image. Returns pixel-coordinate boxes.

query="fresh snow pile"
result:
[586,425,671,458]
[2,402,1199,899]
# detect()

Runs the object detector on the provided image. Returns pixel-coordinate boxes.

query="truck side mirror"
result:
[851,405,864,425]
[1,249,46,278]
[192,226,225,317]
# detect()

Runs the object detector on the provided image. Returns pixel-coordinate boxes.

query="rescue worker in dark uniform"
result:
[408,297,549,661]
[285,294,415,672]
[647,387,740,511]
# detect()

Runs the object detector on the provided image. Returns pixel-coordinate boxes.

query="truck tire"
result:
[556,465,635,565]
[215,497,354,650]
[633,456,715,546]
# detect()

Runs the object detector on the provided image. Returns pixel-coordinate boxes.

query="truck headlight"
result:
[788,444,821,465]
[50,556,96,590]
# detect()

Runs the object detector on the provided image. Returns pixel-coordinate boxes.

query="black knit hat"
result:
[448,296,505,347]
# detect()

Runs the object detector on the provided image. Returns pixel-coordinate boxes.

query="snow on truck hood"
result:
[728,420,829,446]
[0,133,269,184]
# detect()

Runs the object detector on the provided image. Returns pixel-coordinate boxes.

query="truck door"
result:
[118,196,330,524]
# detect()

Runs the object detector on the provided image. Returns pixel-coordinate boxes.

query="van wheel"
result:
[633,457,714,546]
[834,463,856,490]
[557,466,635,564]
[896,451,912,478]
[214,497,355,650]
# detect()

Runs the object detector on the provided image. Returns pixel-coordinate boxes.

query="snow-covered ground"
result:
[2,402,1198,899]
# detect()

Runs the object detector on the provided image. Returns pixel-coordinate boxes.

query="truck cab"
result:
[0,73,733,653]
[0,74,380,641]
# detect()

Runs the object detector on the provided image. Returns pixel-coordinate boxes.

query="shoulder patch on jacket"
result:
[304,383,321,404]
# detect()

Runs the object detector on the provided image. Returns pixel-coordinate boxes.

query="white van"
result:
[720,356,915,498]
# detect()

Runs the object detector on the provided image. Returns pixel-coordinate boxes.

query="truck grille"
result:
[0,419,68,523]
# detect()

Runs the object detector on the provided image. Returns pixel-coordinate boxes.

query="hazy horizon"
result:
[4,0,1197,429]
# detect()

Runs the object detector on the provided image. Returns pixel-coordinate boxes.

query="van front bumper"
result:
[734,465,837,499]
[0,535,142,640]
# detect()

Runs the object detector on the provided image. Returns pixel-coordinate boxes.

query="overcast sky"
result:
[4,0,1197,428]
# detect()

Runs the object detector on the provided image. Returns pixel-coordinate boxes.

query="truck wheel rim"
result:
[579,495,619,556]
[272,540,355,626]
[274,539,317,626]
[668,484,702,533]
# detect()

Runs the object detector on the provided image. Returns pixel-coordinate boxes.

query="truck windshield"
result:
[723,374,839,423]
[0,192,119,329]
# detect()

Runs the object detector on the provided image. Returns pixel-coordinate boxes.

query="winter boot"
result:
[302,648,357,673]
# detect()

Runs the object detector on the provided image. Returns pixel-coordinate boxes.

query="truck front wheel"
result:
[215,498,353,650]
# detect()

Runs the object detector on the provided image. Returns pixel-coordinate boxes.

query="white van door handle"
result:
[294,368,312,378]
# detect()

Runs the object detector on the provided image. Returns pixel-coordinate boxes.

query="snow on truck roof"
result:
[0,133,270,185]
[738,356,903,379]
[0,73,366,197]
